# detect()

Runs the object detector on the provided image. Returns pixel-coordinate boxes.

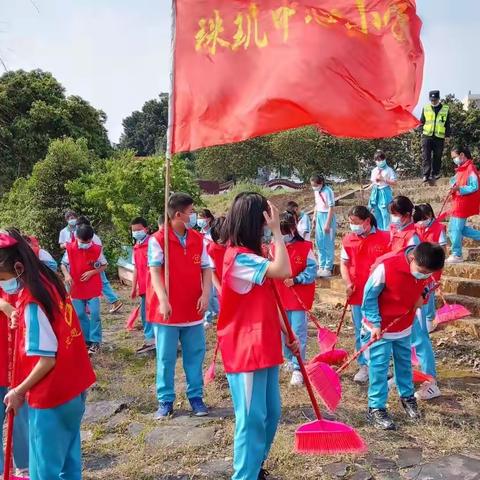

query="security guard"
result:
[420,90,451,184]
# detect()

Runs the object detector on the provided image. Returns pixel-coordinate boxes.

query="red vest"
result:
[370,251,428,334]
[416,220,446,282]
[0,310,8,387]
[342,230,390,305]
[217,246,283,373]
[66,242,103,300]
[389,222,417,253]
[15,285,96,409]
[146,228,204,325]
[206,242,227,283]
[133,236,150,296]
[273,241,315,311]
[451,160,480,218]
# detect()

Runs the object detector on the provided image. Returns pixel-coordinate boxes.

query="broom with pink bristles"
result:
[435,289,471,325]
[204,341,219,385]
[272,284,366,454]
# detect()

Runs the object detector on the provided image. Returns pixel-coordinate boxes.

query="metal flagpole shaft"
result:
[164,0,177,295]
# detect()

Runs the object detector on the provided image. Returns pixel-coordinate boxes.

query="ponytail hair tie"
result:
[0,233,18,248]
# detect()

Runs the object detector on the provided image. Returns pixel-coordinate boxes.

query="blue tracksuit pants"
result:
[152,323,206,403]
[140,295,154,341]
[29,393,85,480]
[448,217,480,257]
[362,332,414,409]
[412,306,437,378]
[368,186,393,232]
[0,387,29,472]
[315,212,336,271]
[203,285,219,324]
[351,305,367,366]
[226,366,281,480]
[282,311,307,370]
[72,297,102,343]
[100,271,119,304]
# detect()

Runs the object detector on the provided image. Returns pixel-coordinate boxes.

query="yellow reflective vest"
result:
[422,104,449,138]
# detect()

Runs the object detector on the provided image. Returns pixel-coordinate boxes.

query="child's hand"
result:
[346,284,354,297]
[371,326,382,340]
[284,278,294,287]
[4,389,25,415]
[323,224,331,234]
[285,336,300,356]
[0,298,14,317]
[64,273,73,288]
[450,185,460,193]
[80,270,95,282]
[159,300,172,320]
[9,310,19,330]
[263,201,280,234]
[197,293,209,315]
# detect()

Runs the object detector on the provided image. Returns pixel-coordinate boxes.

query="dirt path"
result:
[81,286,480,479]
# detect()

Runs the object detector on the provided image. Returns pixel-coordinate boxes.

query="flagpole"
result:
[164,0,177,295]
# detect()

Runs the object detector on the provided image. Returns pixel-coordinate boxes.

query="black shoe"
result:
[258,467,270,479]
[366,408,396,430]
[401,396,421,421]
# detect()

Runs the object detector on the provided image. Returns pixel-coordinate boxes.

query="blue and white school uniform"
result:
[91,235,120,305]
[314,186,337,271]
[225,253,281,480]
[297,212,312,241]
[283,248,317,370]
[148,232,211,403]
[201,229,219,325]
[368,165,396,231]
[39,248,58,272]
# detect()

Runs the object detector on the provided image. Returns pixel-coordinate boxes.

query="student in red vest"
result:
[0,290,29,478]
[389,196,421,253]
[60,224,107,355]
[147,193,212,419]
[361,242,445,430]
[24,235,58,272]
[206,216,227,297]
[273,212,317,387]
[340,206,390,384]
[446,146,480,263]
[412,204,447,400]
[0,229,96,480]
[130,217,155,355]
[218,192,298,480]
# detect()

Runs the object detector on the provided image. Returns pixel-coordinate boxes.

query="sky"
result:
[1,0,479,143]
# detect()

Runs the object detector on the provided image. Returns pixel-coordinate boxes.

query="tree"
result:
[119,94,169,156]
[0,138,94,254]
[67,151,200,243]
[0,69,111,194]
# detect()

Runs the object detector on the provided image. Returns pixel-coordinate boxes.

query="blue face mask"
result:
[453,157,463,166]
[132,230,147,242]
[376,160,387,169]
[390,215,402,225]
[68,219,77,227]
[350,224,365,236]
[262,226,272,243]
[184,213,197,229]
[197,218,208,229]
[0,277,20,295]
[282,234,294,243]
[78,241,92,250]
[412,270,432,280]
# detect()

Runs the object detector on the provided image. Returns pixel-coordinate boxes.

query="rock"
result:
[105,410,130,430]
[350,468,373,480]
[98,433,117,445]
[323,462,349,478]
[168,414,213,427]
[404,454,480,480]
[145,425,216,449]
[197,459,232,478]
[80,430,93,443]
[371,457,397,472]
[127,422,145,437]
[396,447,423,469]
[83,400,126,424]
[375,472,401,480]
[84,453,118,471]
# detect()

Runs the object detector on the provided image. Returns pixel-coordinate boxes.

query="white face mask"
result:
[390,215,402,226]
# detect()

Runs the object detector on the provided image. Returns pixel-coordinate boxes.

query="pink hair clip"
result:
[0,233,18,248]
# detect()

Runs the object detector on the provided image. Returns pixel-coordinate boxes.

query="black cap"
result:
[429,90,440,100]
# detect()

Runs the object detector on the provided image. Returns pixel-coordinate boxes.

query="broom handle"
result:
[336,310,413,375]
[4,326,17,480]
[289,287,323,331]
[334,301,349,340]
[437,191,452,219]
[272,283,323,421]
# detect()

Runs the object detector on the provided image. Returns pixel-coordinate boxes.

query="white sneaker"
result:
[353,365,369,383]
[415,381,441,401]
[445,255,464,264]
[203,321,212,330]
[318,269,332,278]
[290,370,304,386]
[283,361,295,372]
[15,469,29,478]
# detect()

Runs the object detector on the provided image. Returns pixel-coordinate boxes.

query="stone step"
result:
[443,262,480,280]
[440,294,480,317]
[439,316,480,339]
[316,276,344,292]
[441,276,480,298]
[466,248,480,262]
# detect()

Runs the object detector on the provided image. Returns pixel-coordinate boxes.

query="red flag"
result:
[171,0,424,153]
